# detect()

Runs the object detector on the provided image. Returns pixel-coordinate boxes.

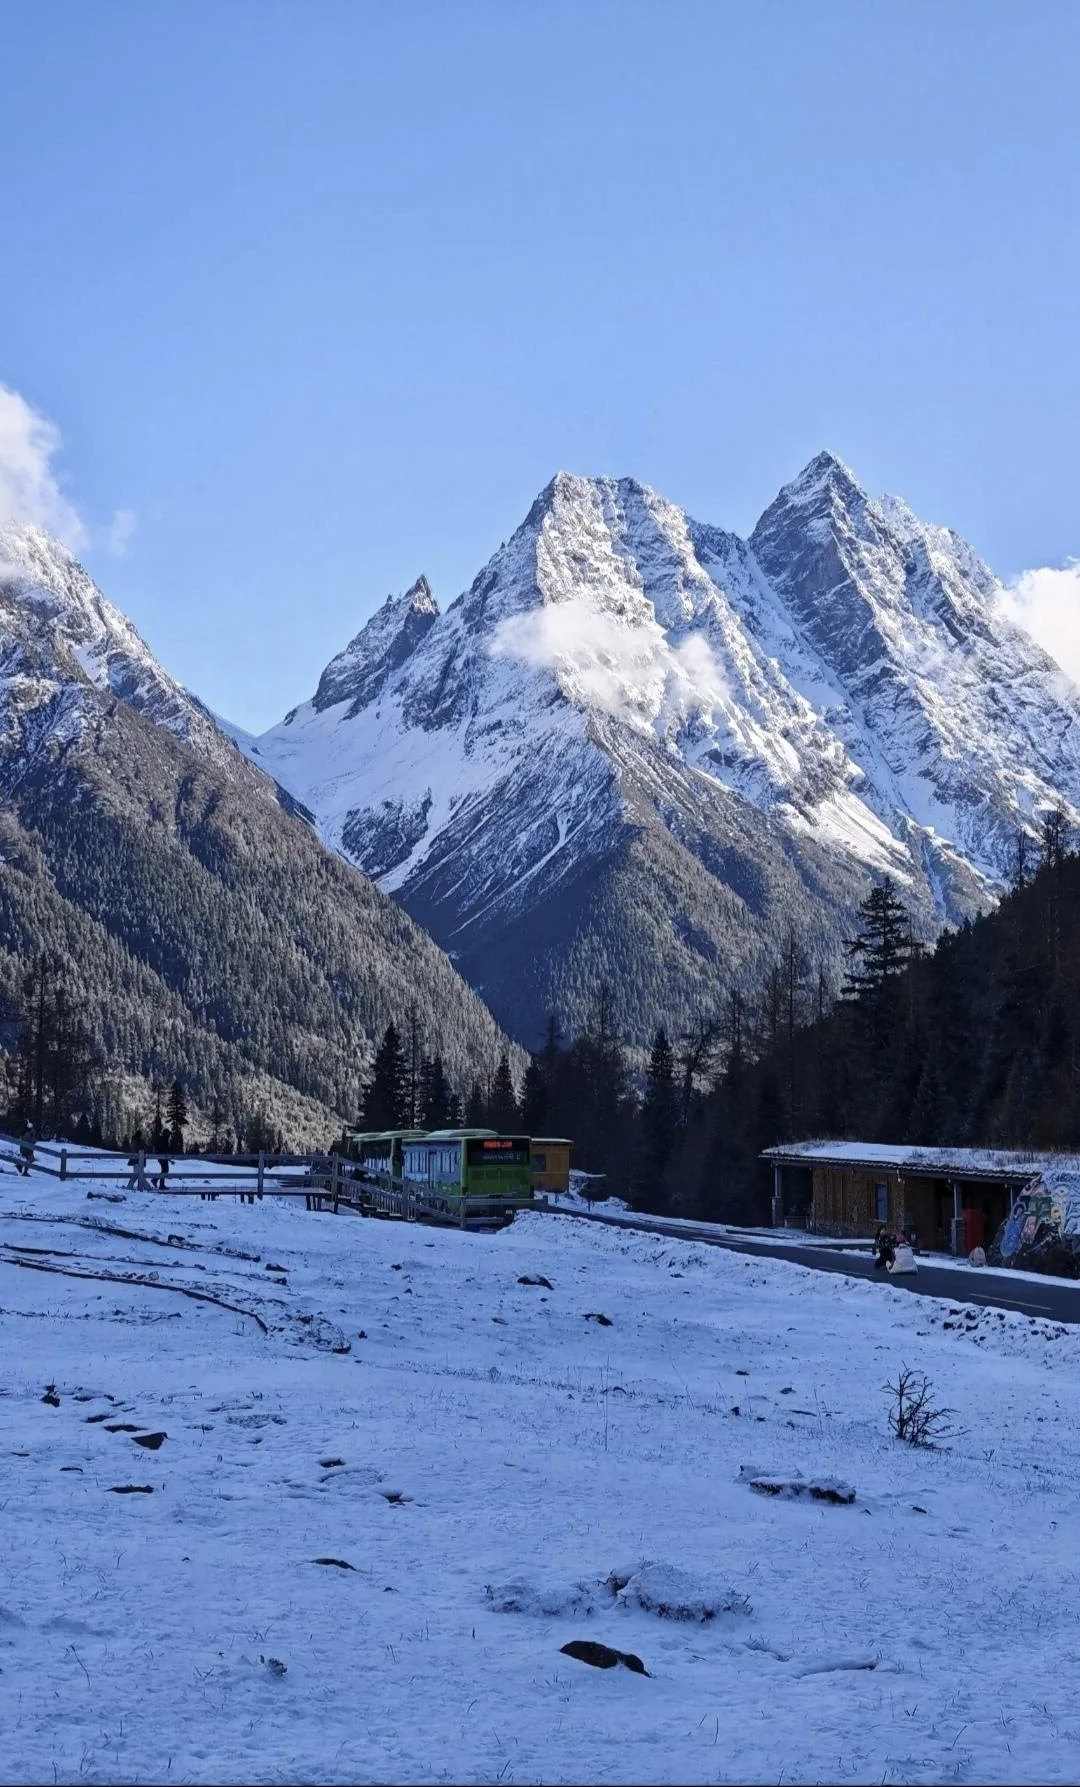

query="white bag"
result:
[888,1243,918,1275]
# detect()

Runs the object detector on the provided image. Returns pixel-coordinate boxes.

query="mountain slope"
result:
[251,459,1080,1049]
[0,527,518,1140]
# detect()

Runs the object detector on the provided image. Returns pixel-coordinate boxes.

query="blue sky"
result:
[2,1,1078,729]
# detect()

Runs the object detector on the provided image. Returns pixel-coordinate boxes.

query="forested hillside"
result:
[606,829,1080,1221]
[0,688,516,1146]
[477,825,1080,1224]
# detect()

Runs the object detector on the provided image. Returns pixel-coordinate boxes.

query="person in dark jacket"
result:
[154,1155,170,1191]
[872,1226,895,1271]
[16,1122,34,1176]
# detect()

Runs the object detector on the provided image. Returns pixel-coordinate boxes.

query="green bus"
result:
[343,1126,534,1221]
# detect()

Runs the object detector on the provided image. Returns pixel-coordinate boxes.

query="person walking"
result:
[125,1151,150,1192]
[154,1155,170,1191]
[16,1122,35,1176]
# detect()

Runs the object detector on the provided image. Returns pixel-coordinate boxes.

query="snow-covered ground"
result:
[2,1168,1078,1786]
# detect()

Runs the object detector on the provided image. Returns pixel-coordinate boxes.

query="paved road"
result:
[544,1205,1080,1325]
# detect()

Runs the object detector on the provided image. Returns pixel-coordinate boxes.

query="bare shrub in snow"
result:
[886,1367,954,1446]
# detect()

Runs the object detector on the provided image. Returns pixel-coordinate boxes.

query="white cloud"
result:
[1000,562,1080,687]
[0,384,85,547]
[490,595,731,732]
[105,507,137,557]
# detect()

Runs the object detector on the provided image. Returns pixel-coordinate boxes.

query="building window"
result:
[874,1182,889,1222]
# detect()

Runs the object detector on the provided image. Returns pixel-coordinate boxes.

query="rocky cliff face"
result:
[250,455,1080,1048]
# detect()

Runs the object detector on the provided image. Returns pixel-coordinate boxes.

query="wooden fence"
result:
[0,1133,535,1228]
[0,1132,327,1199]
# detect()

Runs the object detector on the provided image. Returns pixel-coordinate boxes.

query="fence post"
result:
[332,1153,340,1213]
[257,1151,265,1199]
[138,1148,146,1190]
[60,1147,68,1182]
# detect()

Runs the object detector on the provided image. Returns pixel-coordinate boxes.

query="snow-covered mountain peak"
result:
[0,521,238,766]
[311,574,440,716]
[764,449,866,517]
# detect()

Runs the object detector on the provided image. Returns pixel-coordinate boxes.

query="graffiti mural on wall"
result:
[996,1171,1080,1275]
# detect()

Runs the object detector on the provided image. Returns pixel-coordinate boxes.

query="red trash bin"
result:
[964,1207,984,1254]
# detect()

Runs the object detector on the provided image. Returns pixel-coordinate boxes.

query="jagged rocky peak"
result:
[1,522,128,646]
[471,468,721,639]
[0,521,237,763]
[750,450,872,552]
[312,575,440,714]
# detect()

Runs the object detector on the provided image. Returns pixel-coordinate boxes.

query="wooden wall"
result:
[532,1142,572,1195]
[812,1166,903,1234]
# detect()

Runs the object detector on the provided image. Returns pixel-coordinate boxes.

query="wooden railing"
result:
[0,1132,328,1198]
[0,1133,534,1228]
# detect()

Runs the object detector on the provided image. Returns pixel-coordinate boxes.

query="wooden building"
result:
[761,1141,1059,1254]
[530,1137,573,1196]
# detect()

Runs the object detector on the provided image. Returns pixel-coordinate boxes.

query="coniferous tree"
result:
[633,1026,679,1211]
[167,1080,188,1152]
[464,1079,486,1128]
[403,1005,424,1128]
[843,878,914,1004]
[8,955,97,1137]
[520,1055,549,1133]
[487,1052,520,1133]
[362,1023,408,1129]
[244,1108,279,1153]
[420,1054,453,1129]
[563,983,633,1192]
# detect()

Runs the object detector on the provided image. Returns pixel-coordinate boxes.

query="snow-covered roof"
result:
[761,1140,1075,1182]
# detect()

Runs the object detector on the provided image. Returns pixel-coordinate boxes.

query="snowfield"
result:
[2,1172,1079,1786]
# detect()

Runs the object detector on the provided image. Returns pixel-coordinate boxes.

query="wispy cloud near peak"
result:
[0,384,85,547]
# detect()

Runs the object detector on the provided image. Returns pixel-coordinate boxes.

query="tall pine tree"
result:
[362,1023,408,1129]
[487,1052,520,1132]
[167,1079,188,1152]
[633,1025,679,1211]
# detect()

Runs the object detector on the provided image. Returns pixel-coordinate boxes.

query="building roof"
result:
[761,1140,1076,1183]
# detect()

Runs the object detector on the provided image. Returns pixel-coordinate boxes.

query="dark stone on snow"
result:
[132,1431,167,1450]
[104,1423,140,1433]
[313,1557,356,1570]
[518,1275,554,1289]
[41,1388,59,1406]
[583,1312,613,1326]
[560,1639,650,1676]
[108,1484,154,1494]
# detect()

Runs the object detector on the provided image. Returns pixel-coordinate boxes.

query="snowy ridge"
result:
[0,524,241,773]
